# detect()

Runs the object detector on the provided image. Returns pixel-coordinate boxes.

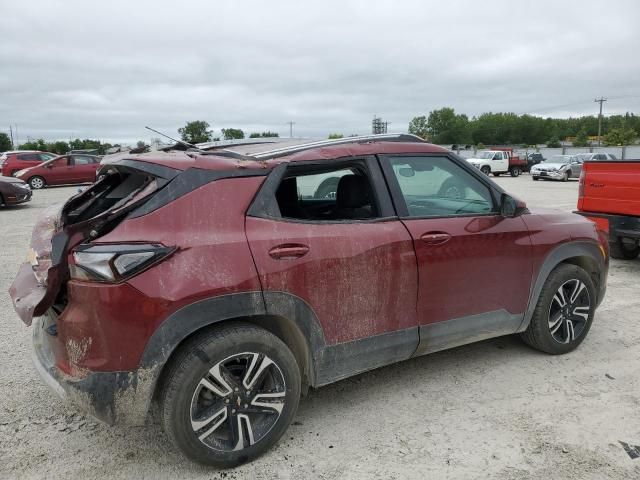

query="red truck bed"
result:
[577,160,640,259]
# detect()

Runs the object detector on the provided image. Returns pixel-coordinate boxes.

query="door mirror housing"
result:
[500,193,528,218]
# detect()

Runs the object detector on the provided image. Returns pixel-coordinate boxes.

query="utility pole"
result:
[286,121,295,138]
[594,97,607,146]
[9,125,14,148]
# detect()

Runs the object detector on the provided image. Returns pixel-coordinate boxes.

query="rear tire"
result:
[532,176,539,181]
[520,264,596,355]
[161,323,301,467]
[28,176,46,189]
[609,237,640,260]
[510,167,521,177]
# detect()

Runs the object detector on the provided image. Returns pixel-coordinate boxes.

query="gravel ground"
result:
[1,176,639,479]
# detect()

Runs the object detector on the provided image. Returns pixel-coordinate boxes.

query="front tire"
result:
[562,171,570,182]
[520,264,596,355]
[161,324,301,467]
[481,166,491,175]
[28,176,46,189]
[532,176,539,181]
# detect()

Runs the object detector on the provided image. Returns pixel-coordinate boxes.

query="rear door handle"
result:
[420,232,451,245]
[268,244,310,259]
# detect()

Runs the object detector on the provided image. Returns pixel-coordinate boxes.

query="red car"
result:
[0,150,57,177]
[9,135,608,467]
[15,154,101,189]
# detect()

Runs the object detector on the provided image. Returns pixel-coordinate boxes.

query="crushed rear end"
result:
[9,159,177,325]
[8,157,178,423]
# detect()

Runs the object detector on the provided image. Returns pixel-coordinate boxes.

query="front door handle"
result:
[420,232,451,245]
[268,244,310,259]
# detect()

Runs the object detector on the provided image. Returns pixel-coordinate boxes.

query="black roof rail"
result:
[250,133,426,160]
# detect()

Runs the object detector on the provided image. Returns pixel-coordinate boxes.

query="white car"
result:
[530,155,582,181]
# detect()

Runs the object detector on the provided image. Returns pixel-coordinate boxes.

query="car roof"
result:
[103,135,451,172]
[2,150,41,154]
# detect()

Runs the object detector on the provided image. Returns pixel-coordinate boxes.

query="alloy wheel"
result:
[190,352,286,452]
[548,279,591,344]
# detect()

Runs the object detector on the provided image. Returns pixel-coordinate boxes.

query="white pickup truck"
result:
[466,150,527,177]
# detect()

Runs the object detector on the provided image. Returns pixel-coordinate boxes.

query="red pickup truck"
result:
[577,160,640,259]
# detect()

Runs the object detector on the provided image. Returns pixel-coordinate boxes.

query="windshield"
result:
[547,156,571,163]
[476,151,496,159]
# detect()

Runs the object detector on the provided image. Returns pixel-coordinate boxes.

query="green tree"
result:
[178,120,213,144]
[221,128,245,140]
[20,139,47,151]
[426,108,471,144]
[408,116,429,140]
[327,133,344,139]
[546,136,562,148]
[573,129,590,147]
[0,133,12,151]
[604,127,637,146]
[50,141,69,154]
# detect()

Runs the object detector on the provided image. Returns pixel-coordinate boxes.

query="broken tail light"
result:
[70,243,175,282]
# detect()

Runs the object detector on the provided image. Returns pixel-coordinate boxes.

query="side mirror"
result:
[45,164,53,169]
[500,193,528,218]
[398,167,415,177]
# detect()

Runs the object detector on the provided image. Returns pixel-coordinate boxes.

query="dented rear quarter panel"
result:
[59,176,266,373]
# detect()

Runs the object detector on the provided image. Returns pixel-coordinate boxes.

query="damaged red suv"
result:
[9,135,608,467]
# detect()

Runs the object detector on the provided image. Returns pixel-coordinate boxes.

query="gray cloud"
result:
[2,0,639,144]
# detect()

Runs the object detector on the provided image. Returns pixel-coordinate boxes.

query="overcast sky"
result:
[1,0,639,144]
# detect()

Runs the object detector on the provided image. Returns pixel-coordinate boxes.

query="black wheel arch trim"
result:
[517,241,607,332]
[133,290,326,422]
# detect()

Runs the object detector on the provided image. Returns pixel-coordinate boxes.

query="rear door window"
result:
[273,164,381,221]
[17,153,40,162]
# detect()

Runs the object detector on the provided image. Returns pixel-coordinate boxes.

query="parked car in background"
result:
[10,135,608,467]
[530,155,583,181]
[15,154,101,189]
[0,151,57,177]
[0,175,32,206]
[465,149,527,177]
[577,159,640,259]
[575,152,618,162]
